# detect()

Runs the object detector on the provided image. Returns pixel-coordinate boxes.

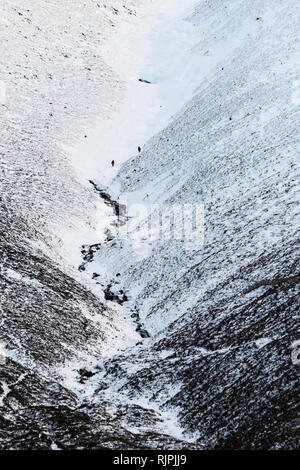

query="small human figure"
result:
[138,146,141,153]
[111,160,115,167]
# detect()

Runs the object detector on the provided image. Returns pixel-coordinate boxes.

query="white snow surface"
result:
[70,0,201,185]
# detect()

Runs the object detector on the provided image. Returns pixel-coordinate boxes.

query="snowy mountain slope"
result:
[83,0,300,449]
[0,0,192,450]
[0,0,152,360]
[0,0,139,268]
[0,357,195,450]
[98,0,300,334]
[0,0,299,450]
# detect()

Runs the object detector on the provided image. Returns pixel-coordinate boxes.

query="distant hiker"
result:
[84,135,87,138]
[138,146,141,153]
[111,160,115,167]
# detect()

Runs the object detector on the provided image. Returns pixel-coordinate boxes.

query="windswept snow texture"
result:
[0,0,299,450]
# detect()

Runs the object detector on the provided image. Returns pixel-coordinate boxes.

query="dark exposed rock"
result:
[104,284,129,304]
[138,78,152,84]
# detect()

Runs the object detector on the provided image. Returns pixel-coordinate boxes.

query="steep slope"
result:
[85,0,300,449]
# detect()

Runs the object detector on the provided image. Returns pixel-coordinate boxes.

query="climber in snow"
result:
[111,160,115,167]
[138,146,141,153]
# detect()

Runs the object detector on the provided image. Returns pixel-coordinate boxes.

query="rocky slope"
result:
[0,0,299,450]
